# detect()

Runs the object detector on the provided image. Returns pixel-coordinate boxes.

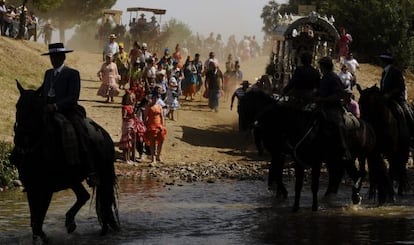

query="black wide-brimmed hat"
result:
[41,43,73,56]
[240,80,251,86]
[378,51,394,61]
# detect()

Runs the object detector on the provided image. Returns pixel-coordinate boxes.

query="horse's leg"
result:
[96,182,120,236]
[325,161,344,196]
[357,156,367,180]
[65,182,90,234]
[341,159,363,204]
[253,127,264,155]
[391,151,409,195]
[268,153,287,199]
[292,162,304,212]
[27,189,53,244]
[311,163,321,211]
[367,152,394,204]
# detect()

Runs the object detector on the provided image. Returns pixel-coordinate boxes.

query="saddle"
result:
[387,100,411,135]
[342,111,360,130]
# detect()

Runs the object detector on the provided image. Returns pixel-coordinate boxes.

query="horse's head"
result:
[239,89,278,125]
[14,80,45,149]
[357,84,384,119]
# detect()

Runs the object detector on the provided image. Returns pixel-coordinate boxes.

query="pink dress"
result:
[97,62,121,97]
[119,105,136,150]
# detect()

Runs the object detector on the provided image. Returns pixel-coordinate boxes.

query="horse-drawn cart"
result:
[269,11,340,91]
[127,7,167,51]
[96,9,125,45]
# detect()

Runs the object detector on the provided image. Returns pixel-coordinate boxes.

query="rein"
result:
[287,119,319,167]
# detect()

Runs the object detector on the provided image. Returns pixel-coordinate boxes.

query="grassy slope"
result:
[0,38,50,141]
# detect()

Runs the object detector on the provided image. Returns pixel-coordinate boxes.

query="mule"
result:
[11,81,120,244]
[358,84,409,201]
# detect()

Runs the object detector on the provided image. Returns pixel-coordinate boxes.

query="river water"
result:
[1,178,414,244]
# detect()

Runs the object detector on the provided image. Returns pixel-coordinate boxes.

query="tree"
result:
[260,0,414,69]
[260,0,282,36]
[23,0,116,43]
[321,0,414,68]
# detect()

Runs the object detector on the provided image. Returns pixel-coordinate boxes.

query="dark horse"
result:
[11,81,119,244]
[240,89,374,211]
[358,84,409,201]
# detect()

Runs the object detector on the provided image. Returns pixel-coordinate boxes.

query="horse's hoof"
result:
[100,225,108,236]
[32,233,49,245]
[65,215,77,234]
[109,221,120,232]
[352,192,362,205]
[279,189,288,200]
[66,220,77,234]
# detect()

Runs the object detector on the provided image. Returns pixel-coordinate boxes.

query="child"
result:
[119,90,136,163]
[134,97,148,160]
[97,53,121,103]
[165,75,180,121]
[343,88,360,118]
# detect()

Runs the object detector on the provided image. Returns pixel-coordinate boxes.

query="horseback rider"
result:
[314,56,352,161]
[378,51,414,139]
[283,52,320,100]
[38,43,97,186]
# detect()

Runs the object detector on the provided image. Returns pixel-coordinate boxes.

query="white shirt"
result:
[103,41,119,56]
[344,58,359,74]
[338,70,353,90]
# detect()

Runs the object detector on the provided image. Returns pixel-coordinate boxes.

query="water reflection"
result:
[1,178,414,244]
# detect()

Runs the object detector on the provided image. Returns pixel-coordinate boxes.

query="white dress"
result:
[166,77,180,110]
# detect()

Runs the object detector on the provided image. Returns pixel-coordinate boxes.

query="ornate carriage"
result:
[270,11,340,91]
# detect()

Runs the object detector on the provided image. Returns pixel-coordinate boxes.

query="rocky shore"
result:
[115,160,272,184]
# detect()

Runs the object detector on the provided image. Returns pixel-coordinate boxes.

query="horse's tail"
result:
[88,120,120,234]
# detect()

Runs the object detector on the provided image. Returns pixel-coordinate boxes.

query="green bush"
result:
[0,141,18,188]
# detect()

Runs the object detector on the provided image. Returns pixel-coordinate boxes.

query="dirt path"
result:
[68,52,268,172]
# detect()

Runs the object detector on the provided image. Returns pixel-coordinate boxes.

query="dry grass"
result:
[0,37,50,141]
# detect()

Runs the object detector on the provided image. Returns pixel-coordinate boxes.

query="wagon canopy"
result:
[269,12,340,92]
[284,14,339,42]
[126,7,166,15]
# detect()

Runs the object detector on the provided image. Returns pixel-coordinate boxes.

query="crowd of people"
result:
[0,0,53,44]
[98,33,250,164]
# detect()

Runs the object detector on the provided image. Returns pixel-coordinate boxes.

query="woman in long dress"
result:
[97,53,121,103]
[143,91,167,163]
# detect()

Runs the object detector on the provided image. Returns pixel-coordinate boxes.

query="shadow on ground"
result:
[180,125,268,160]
